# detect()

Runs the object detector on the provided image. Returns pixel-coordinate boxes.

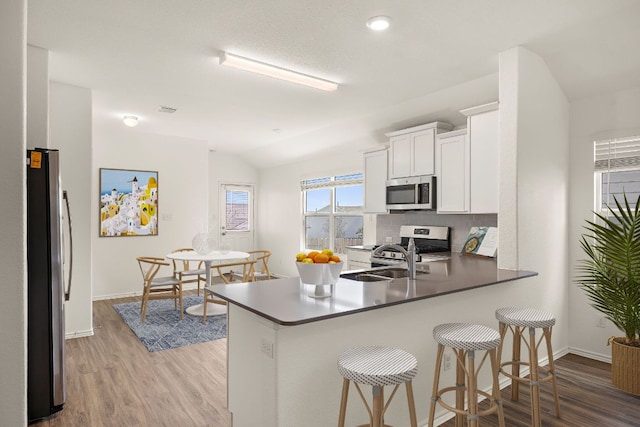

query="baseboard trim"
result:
[66,329,94,339]
[568,346,611,363]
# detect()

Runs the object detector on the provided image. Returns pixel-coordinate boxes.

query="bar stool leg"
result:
[372,385,383,427]
[489,348,506,427]
[428,344,445,427]
[338,378,349,427]
[543,326,561,418]
[467,350,478,427]
[528,327,541,427]
[511,326,522,401]
[455,349,465,427]
[497,321,506,369]
[405,381,418,427]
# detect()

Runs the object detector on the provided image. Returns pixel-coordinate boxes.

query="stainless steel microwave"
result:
[385,175,436,210]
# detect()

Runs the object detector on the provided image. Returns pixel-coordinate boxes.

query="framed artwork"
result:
[99,168,158,237]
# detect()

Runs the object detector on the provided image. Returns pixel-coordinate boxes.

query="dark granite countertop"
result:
[208,254,537,326]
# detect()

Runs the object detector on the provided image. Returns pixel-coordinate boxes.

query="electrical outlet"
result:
[443,354,452,371]
[596,317,607,328]
[260,339,274,358]
[385,236,393,243]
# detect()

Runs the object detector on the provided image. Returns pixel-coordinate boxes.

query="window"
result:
[594,136,640,214]
[224,186,251,231]
[302,173,363,254]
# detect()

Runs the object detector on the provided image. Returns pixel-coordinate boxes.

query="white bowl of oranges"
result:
[295,249,343,288]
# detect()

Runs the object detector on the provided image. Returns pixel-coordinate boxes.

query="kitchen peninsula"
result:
[209,255,537,427]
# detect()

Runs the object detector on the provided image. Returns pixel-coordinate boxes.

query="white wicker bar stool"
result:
[495,307,560,427]
[428,323,505,427]
[337,346,418,427]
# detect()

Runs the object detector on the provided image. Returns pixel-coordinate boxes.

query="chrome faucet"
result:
[372,238,417,279]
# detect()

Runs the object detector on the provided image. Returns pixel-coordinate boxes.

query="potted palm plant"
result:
[576,194,640,395]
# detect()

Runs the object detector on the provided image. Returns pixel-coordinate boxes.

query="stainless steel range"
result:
[371,225,450,267]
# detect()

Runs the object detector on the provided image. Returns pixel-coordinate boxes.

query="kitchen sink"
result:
[340,273,392,282]
[340,267,414,282]
[371,268,410,278]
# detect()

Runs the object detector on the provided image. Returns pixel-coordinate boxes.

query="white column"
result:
[0,1,28,425]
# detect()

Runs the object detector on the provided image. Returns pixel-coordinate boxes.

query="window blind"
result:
[595,136,640,210]
[595,136,640,171]
[301,173,363,190]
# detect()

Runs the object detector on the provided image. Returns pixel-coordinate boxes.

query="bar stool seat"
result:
[428,323,505,427]
[496,307,561,427]
[338,346,418,427]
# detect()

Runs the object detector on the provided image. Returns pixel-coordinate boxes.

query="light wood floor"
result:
[32,294,640,426]
[32,292,232,427]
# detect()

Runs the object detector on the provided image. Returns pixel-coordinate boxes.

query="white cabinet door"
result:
[363,149,388,213]
[412,129,435,176]
[386,122,453,179]
[388,135,411,178]
[436,130,469,213]
[467,107,499,213]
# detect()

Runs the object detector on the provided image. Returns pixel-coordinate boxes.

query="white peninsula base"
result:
[224,272,549,427]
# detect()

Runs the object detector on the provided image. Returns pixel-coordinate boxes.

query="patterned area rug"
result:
[112,295,226,352]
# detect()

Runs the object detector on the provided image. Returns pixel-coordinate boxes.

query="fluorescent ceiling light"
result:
[123,115,138,127]
[366,16,391,31]
[219,52,338,92]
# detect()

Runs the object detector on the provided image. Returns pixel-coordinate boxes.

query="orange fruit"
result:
[329,255,341,262]
[314,253,330,263]
[307,251,320,260]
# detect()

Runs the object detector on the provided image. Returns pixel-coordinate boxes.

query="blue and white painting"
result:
[99,168,158,237]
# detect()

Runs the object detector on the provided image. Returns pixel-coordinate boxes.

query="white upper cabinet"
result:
[363,149,388,213]
[436,102,499,214]
[386,122,453,179]
[463,102,499,214]
[436,129,469,213]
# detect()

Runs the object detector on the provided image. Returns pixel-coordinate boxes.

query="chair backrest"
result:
[171,247,203,273]
[137,256,170,285]
[213,259,258,284]
[246,250,272,278]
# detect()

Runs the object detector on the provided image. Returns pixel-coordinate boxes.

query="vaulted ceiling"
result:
[28,0,640,167]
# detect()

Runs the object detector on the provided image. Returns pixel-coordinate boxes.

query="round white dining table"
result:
[166,250,249,316]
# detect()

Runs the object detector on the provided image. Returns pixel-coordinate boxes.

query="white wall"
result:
[50,82,93,337]
[0,1,27,424]
[257,152,362,277]
[498,46,570,353]
[91,130,209,298]
[27,45,48,150]
[569,86,640,361]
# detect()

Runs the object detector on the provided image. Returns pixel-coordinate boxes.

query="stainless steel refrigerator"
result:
[26,148,72,422]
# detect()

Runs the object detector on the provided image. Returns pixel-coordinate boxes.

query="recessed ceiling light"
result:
[366,16,391,31]
[123,115,138,127]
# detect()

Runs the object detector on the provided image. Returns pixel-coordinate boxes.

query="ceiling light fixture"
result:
[123,115,139,127]
[366,15,391,31]
[219,52,338,92]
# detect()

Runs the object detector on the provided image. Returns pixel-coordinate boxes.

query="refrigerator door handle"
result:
[63,190,73,301]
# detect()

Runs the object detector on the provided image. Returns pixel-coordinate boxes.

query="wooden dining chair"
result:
[231,250,273,281]
[170,247,207,295]
[136,256,183,323]
[202,259,257,323]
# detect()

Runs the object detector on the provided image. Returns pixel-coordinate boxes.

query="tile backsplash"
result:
[374,211,498,252]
